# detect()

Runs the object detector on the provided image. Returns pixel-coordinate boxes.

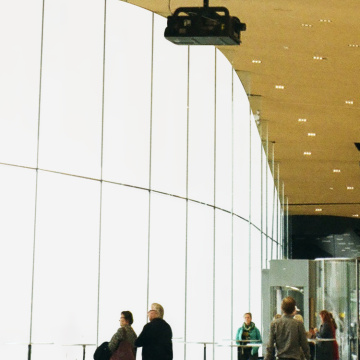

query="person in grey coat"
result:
[265,297,310,360]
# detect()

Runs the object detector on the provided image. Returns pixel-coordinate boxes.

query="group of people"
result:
[265,297,339,360]
[99,298,339,360]
[103,302,173,360]
[236,297,339,360]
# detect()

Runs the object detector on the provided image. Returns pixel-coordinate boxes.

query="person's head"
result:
[319,310,332,324]
[281,296,296,315]
[294,314,304,323]
[244,312,252,325]
[120,311,133,326]
[148,303,164,321]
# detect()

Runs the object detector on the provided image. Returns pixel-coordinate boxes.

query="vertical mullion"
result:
[146,12,155,321]
[212,47,217,360]
[96,0,107,345]
[184,45,190,360]
[29,0,46,354]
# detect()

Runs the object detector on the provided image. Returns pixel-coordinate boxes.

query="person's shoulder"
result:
[152,318,170,327]
[272,316,283,324]
[270,319,278,328]
[160,318,172,329]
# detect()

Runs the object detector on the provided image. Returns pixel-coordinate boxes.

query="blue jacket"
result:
[235,323,262,355]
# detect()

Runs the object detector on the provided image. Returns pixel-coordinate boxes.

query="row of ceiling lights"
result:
[314,208,359,217]
[253,20,359,218]
[303,19,359,47]
[300,118,316,157]
[251,18,359,64]
[274,87,356,105]
[297,114,357,216]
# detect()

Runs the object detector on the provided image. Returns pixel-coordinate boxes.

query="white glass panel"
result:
[262,147,267,270]
[0,0,42,167]
[215,50,232,212]
[188,47,215,205]
[262,147,267,234]
[148,193,186,355]
[32,172,100,345]
[233,72,250,220]
[151,16,188,197]
[267,165,275,240]
[214,210,232,359]
[268,239,274,264]
[0,166,36,345]
[274,187,279,244]
[0,345,27,360]
[31,344,92,360]
[38,0,104,178]
[231,216,250,359]
[232,217,249,337]
[276,193,282,255]
[98,183,149,340]
[102,1,152,188]
[186,343,212,360]
[250,115,262,228]
[186,201,214,343]
[250,227,262,328]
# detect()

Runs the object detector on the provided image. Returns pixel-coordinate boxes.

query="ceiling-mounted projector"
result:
[164,2,246,46]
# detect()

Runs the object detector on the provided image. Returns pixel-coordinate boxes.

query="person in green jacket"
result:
[236,312,262,360]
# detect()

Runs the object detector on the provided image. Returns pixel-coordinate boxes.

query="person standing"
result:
[135,303,173,360]
[236,312,262,360]
[265,296,310,360]
[108,310,137,360]
[314,310,335,360]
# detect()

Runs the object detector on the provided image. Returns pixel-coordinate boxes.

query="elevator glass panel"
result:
[270,286,304,319]
[315,259,359,360]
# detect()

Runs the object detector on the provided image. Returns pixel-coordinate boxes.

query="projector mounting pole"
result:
[204,0,209,8]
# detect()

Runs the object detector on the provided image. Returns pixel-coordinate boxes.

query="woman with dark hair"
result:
[109,311,137,360]
[314,310,335,360]
[329,312,339,360]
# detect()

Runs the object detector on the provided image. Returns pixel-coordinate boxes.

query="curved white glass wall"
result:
[0,1,284,359]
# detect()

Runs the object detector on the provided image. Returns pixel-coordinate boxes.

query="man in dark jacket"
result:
[135,303,173,360]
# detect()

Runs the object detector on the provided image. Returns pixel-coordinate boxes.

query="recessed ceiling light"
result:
[301,24,313,27]
[319,19,331,23]
[315,208,322,212]
[347,186,354,190]
[275,85,285,89]
[313,56,326,60]
[333,169,341,173]
[348,44,359,48]
[307,133,316,137]
[298,118,307,122]
[353,214,359,217]
[252,60,262,64]
[345,100,354,105]
[303,151,312,156]
[329,187,334,190]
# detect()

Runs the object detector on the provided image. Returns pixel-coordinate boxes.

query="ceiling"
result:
[125,0,360,218]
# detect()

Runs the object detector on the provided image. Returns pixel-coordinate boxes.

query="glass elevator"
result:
[262,259,360,360]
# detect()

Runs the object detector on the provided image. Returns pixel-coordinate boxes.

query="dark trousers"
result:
[238,347,258,360]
